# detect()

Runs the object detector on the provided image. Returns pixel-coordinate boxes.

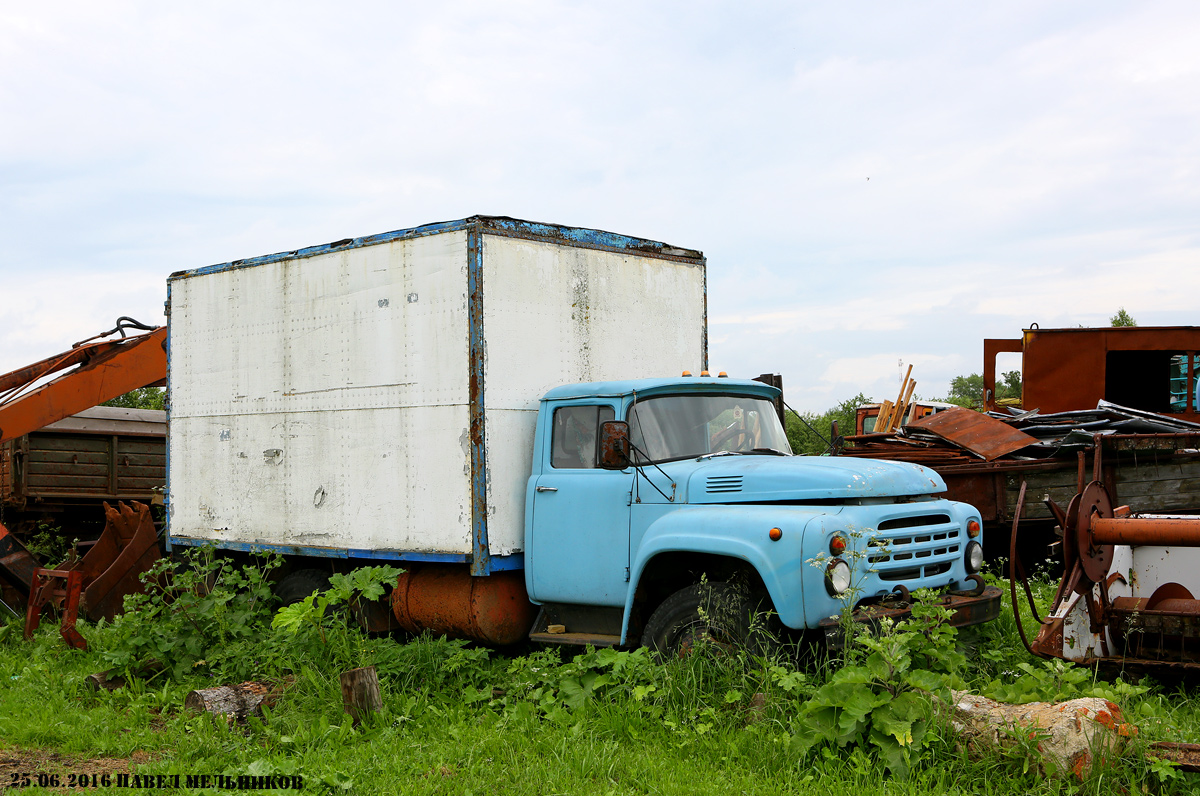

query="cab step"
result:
[528,630,621,647]
[528,603,624,647]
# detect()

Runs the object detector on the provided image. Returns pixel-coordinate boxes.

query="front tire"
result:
[642,581,769,657]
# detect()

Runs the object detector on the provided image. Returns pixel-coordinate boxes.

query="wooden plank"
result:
[115,465,165,478]
[27,438,110,454]
[115,477,165,492]
[895,379,917,428]
[24,474,111,490]
[26,462,109,477]
[1125,493,1200,513]
[1117,460,1200,484]
[25,450,109,465]
[1114,478,1200,498]
[876,400,894,433]
[116,454,166,468]
[1007,469,1079,491]
[1007,484,1079,519]
[116,439,167,455]
[0,445,11,501]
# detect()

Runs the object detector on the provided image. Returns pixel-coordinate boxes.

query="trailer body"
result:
[2,407,165,520]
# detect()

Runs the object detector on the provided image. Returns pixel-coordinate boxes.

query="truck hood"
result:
[674,455,946,503]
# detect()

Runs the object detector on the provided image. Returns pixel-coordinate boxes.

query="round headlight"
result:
[965,541,983,574]
[825,559,852,596]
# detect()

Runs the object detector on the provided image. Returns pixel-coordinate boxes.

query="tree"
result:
[1110,307,1137,327]
[102,387,165,411]
[785,393,868,455]
[940,371,1020,409]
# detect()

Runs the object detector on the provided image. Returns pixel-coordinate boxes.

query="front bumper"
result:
[817,582,1003,650]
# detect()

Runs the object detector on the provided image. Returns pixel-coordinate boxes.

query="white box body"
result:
[166,217,706,572]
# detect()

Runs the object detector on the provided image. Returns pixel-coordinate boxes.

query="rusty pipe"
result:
[1091,516,1200,546]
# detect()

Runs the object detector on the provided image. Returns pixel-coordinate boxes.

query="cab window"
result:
[551,405,615,469]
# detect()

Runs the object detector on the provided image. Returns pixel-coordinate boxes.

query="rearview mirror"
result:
[598,421,631,469]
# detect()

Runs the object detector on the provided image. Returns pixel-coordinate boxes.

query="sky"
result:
[2,1,1198,411]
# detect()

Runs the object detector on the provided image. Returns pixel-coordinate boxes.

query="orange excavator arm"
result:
[0,318,167,445]
[0,318,167,600]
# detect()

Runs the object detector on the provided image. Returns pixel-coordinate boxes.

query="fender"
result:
[620,505,837,642]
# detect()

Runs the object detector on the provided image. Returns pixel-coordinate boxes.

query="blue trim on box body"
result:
[163,281,174,552]
[167,535,524,571]
[166,216,705,283]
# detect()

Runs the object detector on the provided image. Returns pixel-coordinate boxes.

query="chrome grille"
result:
[867,516,960,582]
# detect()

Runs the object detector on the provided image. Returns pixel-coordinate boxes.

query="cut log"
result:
[85,670,127,692]
[185,678,290,721]
[339,665,382,724]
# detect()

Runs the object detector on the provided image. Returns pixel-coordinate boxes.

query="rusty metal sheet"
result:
[907,407,1038,461]
[1011,326,1200,422]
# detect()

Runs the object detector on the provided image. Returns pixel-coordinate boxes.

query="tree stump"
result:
[184,679,290,721]
[339,666,382,724]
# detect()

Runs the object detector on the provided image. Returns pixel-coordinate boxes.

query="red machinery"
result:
[1011,448,1200,672]
[0,318,167,648]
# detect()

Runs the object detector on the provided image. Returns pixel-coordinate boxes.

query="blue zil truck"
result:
[165,216,1001,653]
[523,375,1000,651]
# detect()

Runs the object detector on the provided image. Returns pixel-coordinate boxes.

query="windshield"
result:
[627,394,793,463]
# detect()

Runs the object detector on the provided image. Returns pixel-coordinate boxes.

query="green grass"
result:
[2,573,1199,796]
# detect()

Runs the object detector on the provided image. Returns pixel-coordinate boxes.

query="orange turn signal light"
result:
[967,520,981,538]
[682,371,692,377]
[768,527,783,542]
[829,535,847,554]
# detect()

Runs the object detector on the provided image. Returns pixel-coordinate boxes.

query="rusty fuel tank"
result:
[390,564,536,646]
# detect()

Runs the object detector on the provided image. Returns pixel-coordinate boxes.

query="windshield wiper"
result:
[749,448,788,456]
[696,450,744,461]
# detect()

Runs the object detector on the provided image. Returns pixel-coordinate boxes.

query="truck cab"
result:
[525,376,1001,652]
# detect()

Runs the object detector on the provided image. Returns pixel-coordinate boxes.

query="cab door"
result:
[528,403,632,606]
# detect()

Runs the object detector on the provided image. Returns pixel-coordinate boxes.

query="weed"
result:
[23,521,76,566]
[788,598,965,778]
[102,547,283,682]
[272,565,403,672]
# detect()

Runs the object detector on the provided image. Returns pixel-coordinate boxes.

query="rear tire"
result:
[276,568,331,606]
[642,581,774,657]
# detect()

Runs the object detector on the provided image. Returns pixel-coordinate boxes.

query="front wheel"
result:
[641,581,775,657]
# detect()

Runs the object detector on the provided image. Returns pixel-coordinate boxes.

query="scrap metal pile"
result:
[841,401,1200,467]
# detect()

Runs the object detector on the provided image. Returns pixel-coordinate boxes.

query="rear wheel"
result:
[276,568,331,606]
[642,581,775,657]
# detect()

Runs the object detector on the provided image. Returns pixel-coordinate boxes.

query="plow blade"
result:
[24,501,162,649]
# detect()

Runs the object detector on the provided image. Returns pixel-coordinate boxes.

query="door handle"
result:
[536,486,558,493]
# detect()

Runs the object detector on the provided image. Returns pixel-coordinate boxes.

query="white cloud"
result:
[3,1,1200,415]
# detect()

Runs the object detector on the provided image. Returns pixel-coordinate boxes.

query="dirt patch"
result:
[0,744,157,787]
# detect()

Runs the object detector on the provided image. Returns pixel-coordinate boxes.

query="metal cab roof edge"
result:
[540,377,779,403]
[167,215,706,282]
